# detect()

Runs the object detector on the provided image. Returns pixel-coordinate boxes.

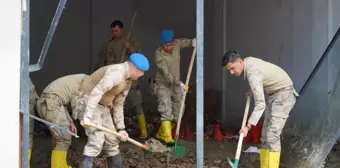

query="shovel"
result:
[227,96,251,168]
[120,12,137,63]
[172,47,197,157]
[81,122,152,152]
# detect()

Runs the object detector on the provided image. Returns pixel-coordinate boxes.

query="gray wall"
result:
[30,0,340,128]
[30,0,92,93]
[213,0,340,127]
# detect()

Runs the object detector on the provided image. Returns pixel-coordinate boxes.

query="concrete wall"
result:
[30,0,92,93]
[215,0,340,127]
[29,0,340,129]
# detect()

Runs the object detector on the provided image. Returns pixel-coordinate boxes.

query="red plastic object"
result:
[172,125,183,138]
[211,124,224,141]
[204,132,209,139]
[244,130,253,143]
[250,119,263,144]
[184,124,193,139]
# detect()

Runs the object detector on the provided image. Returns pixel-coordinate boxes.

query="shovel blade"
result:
[227,158,234,167]
[170,145,186,157]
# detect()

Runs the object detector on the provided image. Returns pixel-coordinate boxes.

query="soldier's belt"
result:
[268,85,294,96]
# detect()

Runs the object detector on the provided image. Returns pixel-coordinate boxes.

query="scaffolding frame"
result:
[20,0,205,167]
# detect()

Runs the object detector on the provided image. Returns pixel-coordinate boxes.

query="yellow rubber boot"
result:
[268,152,281,168]
[156,121,175,145]
[260,149,269,168]
[28,149,32,168]
[51,150,72,168]
[137,113,148,139]
[156,123,164,138]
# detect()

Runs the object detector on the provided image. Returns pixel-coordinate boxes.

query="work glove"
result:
[192,38,196,48]
[180,82,189,93]
[118,130,129,142]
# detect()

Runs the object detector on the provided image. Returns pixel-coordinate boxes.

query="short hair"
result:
[110,20,124,29]
[220,50,241,67]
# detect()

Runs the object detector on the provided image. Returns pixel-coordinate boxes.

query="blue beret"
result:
[160,30,174,43]
[129,53,150,71]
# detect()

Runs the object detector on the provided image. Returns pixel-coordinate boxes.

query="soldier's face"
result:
[131,69,145,80]
[226,60,243,76]
[162,42,174,53]
[112,26,123,38]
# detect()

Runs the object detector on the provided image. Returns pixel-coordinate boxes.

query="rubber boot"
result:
[51,150,72,168]
[156,121,175,145]
[28,149,32,168]
[268,152,280,168]
[82,155,94,168]
[156,123,164,138]
[137,113,148,139]
[260,149,269,168]
[107,154,124,168]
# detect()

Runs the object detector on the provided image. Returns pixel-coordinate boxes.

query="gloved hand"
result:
[118,130,129,142]
[180,82,189,93]
[192,38,196,48]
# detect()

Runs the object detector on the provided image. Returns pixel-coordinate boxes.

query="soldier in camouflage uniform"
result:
[77,53,149,168]
[94,20,148,139]
[36,74,88,168]
[29,78,39,168]
[154,29,196,145]
[221,50,299,168]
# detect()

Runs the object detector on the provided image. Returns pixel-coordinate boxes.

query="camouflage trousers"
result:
[261,87,297,152]
[76,96,120,157]
[36,94,73,151]
[155,82,183,122]
[29,89,38,149]
[124,87,143,116]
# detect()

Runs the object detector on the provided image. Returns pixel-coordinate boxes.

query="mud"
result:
[144,138,170,153]
[30,124,340,168]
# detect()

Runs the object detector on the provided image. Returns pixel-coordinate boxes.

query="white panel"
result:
[0,0,21,166]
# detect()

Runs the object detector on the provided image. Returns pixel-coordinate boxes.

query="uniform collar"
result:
[123,62,130,79]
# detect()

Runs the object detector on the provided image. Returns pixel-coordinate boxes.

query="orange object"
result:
[212,124,224,141]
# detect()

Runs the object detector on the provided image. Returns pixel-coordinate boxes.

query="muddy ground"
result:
[30,122,340,168]
[30,135,261,168]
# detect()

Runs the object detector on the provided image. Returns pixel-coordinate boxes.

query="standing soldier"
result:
[154,29,196,145]
[36,74,88,168]
[77,53,149,168]
[221,50,299,168]
[95,20,148,139]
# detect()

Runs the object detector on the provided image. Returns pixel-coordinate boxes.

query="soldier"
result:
[154,29,196,145]
[95,20,148,139]
[77,53,149,168]
[29,78,39,167]
[36,74,88,168]
[221,50,299,168]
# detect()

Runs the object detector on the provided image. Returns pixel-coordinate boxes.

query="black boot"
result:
[82,155,94,168]
[107,154,124,168]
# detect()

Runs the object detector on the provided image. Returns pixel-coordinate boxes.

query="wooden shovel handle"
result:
[235,96,251,159]
[175,47,197,141]
[82,122,149,150]
[120,12,137,63]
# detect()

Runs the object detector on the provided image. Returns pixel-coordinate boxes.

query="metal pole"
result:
[21,0,30,167]
[196,0,204,167]
[20,112,79,138]
[29,0,67,72]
